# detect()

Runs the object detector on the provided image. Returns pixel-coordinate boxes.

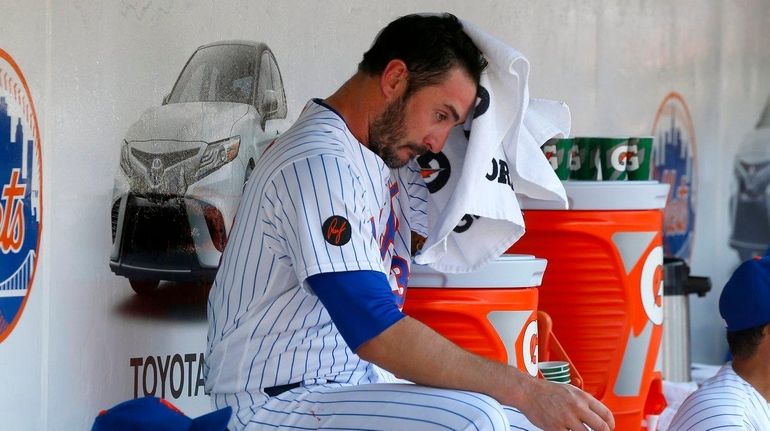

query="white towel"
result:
[412,19,569,273]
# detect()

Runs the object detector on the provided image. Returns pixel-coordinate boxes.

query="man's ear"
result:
[380,59,408,102]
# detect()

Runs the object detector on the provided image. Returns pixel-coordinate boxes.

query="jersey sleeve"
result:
[264,154,385,283]
[306,270,406,351]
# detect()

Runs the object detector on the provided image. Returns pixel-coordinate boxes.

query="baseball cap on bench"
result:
[720,255,770,332]
[91,397,232,431]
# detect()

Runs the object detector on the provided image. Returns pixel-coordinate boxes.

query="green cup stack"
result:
[538,361,571,385]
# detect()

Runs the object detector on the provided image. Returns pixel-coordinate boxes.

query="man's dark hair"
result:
[726,324,767,358]
[358,13,487,98]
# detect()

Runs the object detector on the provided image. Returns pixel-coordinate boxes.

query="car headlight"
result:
[120,140,132,175]
[197,136,241,180]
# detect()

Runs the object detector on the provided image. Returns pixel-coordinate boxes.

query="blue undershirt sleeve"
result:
[306,270,406,352]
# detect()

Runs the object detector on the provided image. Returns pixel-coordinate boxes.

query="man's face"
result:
[368,67,477,168]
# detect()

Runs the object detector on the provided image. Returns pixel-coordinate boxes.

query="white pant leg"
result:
[240,383,542,431]
[503,406,543,431]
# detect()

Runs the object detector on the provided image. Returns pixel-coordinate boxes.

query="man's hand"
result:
[358,317,614,430]
[511,377,615,431]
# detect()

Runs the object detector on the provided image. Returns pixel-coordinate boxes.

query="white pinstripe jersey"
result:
[667,363,770,430]
[205,99,428,411]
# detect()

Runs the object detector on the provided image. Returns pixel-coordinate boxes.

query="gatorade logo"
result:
[416,152,450,194]
[640,246,664,325]
[522,319,539,377]
[627,144,640,171]
[569,144,581,171]
[610,145,629,171]
[0,49,42,343]
[463,85,491,140]
[453,214,480,234]
[542,143,558,170]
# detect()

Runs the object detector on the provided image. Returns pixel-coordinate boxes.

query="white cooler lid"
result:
[517,181,670,210]
[409,254,547,288]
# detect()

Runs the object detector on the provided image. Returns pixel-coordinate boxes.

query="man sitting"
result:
[668,256,770,430]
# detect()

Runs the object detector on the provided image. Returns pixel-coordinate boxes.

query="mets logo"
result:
[652,92,697,263]
[0,49,42,343]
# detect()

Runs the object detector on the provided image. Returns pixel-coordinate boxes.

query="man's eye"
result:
[435,112,447,122]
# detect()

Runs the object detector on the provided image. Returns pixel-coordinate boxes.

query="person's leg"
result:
[503,405,544,431]
[244,383,541,430]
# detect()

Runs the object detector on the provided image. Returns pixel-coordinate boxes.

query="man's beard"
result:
[368,95,427,168]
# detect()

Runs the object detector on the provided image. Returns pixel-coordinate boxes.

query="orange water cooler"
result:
[404,255,546,376]
[508,181,670,430]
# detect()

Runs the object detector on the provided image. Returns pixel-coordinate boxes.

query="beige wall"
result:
[1,1,769,429]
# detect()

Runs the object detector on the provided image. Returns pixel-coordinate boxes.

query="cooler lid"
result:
[517,181,670,210]
[409,254,547,289]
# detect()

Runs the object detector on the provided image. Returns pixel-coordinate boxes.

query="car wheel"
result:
[129,279,160,295]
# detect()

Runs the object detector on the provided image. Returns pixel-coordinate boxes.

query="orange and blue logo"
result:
[652,92,697,263]
[0,49,42,343]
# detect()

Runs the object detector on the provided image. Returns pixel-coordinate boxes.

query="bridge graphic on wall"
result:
[0,250,35,297]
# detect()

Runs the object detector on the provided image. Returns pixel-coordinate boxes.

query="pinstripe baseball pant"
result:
[232,383,541,430]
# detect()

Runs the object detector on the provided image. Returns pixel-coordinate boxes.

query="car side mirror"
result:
[261,90,279,119]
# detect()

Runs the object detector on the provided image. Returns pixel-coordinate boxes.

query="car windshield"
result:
[167,44,256,105]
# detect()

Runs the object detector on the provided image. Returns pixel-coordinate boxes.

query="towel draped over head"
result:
[411,18,569,273]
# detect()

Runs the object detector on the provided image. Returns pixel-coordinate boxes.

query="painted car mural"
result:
[729,96,770,260]
[110,41,289,294]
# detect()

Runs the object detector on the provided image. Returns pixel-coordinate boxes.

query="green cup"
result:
[570,137,599,180]
[627,136,654,181]
[568,140,580,173]
[541,138,573,180]
[538,361,570,374]
[541,370,570,379]
[599,137,630,181]
[539,360,572,385]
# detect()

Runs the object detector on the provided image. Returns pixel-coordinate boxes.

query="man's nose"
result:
[426,128,452,153]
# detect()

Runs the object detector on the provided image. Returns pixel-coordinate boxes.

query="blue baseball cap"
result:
[719,256,770,332]
[91,397,232,431]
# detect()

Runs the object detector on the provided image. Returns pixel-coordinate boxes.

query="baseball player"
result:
[667,256,770,430]
[205,13,614,431]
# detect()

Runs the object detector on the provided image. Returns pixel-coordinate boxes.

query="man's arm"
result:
[357,316,615,431]
[307,270,614,430]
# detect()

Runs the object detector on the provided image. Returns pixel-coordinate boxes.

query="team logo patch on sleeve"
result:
[322,215,352,246]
